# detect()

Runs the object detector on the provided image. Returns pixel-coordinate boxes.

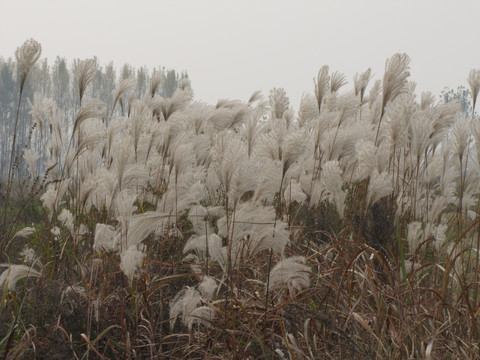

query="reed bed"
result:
[1,39,479,359]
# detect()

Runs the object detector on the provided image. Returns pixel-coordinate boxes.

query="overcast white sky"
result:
[1,0,479,109]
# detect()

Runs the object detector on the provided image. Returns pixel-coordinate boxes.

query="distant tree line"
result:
[0,56,188,178]
[440,85,473,115]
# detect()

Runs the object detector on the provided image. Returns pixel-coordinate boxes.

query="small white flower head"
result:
[58,208,74,236]
[51,226,61,240]
[78,224,88,236]
[19,248,37,266]
[15,38,41,86]
[120,244,146,282]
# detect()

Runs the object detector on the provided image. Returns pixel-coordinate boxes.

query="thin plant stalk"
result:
[1,80,27,257]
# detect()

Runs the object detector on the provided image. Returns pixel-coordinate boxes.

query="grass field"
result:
[1,39,480,359]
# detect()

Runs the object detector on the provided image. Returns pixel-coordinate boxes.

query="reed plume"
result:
[467,69,480,116]
[77,58,97,104]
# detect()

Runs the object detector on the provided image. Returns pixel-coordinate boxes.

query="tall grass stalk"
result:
[1,39,41,259]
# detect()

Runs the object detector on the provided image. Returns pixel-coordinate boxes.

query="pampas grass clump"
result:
[2,38,480,358]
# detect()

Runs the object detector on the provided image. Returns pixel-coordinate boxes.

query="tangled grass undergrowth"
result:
[1,38,480,359]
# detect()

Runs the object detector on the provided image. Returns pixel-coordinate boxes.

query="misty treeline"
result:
[441,85,473,115]
[0,56,188,178]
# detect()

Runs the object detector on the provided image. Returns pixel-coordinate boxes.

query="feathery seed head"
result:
[28,93,47,134]
[382,53,410,115]
[298,93,319,128]
[330,71,347,93]
[211,131,244,195]
[355,139,376,180]
[433,222,448,251]
[467,69,480,114]
[420,92,435,110]
[120,244,146,282]
[19,247,38,266]
[186,306,216,331]
[113,78,136,113]
[367,170,392,206]
[269,88,290,119]
[150,71,164,97]
[15,38,41,87]
[248,90,264,105]
[169,288,202,329]
[319,160,346,217]
[354,68,372,101]
[282,129,306,176]
[409,112,432,158]
[77,58,97,103]
[51,226,61,239]
[407,221,423,252]
[0,265,41,292]
[13,227,36,240]
[23,149,39,178]
[321,160,343,194]
[41,180,68,221]
[368,79,382,108]
[94,223,120,254]
[58,208,75,236]
[452,114,471,160]
[184,233,222,262]
[267,256,311,297]
[178,77,191,92]
[244,107,265,157]
[314,65,330,112]
[284,180,307,204]
[198,276,218,300]
[73,98,106,135]
[335,93,359,126]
